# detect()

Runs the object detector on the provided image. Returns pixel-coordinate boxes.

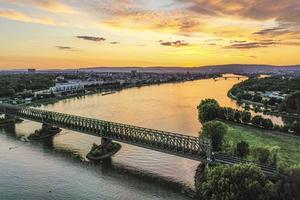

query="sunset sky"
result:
[0,0,300,69]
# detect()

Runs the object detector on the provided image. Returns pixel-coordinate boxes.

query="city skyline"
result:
[1,0,300,69]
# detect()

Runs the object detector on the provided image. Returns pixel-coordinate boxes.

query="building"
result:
[28,69,36,73]
[49,80,104,93]
[263,91,285,100]
[49,83,84,93]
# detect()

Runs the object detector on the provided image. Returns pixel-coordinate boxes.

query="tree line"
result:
[0,74,56,98]
[230,76,300,114]
[198,98,299,135]
[231,76,300,94]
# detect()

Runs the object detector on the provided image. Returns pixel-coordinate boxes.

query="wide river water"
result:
[0,76,283,200]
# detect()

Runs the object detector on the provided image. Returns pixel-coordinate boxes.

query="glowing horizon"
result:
[0,0,300,69]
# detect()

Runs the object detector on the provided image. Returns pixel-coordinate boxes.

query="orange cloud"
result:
[0,9,55,25]
[4,0,76,13]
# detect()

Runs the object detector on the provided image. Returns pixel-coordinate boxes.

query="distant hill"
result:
[1,64,300,74]
[79,64,300,74]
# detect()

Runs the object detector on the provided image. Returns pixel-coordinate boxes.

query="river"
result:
[0,76,282,200]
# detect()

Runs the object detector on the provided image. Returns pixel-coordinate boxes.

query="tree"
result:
[261,118,274,129]
[201,121,227,151]
[217,107,226,120]
[194,162,207,193]
[270,166,300,200]
[197,99,220,123]
[291,122,300,135]
[224,107,235,121]
[241,111,251,124]
[252,147,270,164]
[253,93,263,102]
[236,141,249,157]
[281,91,300,115]
[244,104,250,111]
[234,110,242,122]
[196,164,269,200]
[252,115,264,127]
[268,97,278,106]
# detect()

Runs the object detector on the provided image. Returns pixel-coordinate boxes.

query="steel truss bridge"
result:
[0,104,276,175]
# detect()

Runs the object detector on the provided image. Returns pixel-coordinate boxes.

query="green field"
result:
[223,121,300,167]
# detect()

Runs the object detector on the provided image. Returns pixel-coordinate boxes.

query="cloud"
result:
[110,42,119,44]
[184,0,300,26]
[4,0,76,13]
[102,10,204,35]
[0,9,55,25]
[76,36,106,42]
[253,27,290,36]
[56,46,74,50]
[159,40,191,47]
[225,40,279,49]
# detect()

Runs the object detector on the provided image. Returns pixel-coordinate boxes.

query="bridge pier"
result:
[28,123,61,140]
[87,137,121,161]
[0,114,23,126]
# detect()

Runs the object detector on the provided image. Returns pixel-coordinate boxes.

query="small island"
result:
[86,138,121,161]
[28,124,61,140]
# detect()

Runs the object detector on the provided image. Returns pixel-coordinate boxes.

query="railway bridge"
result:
[0,104,276,175]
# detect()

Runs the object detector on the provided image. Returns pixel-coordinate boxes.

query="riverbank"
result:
[223,121,300,167]
[20,77,215,108]
[228,90,300,120]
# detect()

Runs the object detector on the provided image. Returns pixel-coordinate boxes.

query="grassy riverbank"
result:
[223,121,300,167]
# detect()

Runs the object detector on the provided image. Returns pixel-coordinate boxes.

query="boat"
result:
[101,91,116,96]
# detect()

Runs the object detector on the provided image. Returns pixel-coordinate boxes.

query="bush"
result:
[252,147,271,164]
[196,163,270,200]
[236,141,249,157]
[291,122,300,134]
[201,121,228,151]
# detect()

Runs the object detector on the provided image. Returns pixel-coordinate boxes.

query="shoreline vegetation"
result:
[228,76,300,117]
[228,91,299,120]
[226,76,300,136]
[195,98,299,200]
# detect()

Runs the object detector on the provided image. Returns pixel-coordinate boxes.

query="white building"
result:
[263,91,285,100]
[49,80,104,93]
[49,83,84,93]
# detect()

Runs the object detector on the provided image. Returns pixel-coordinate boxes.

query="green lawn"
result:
[222,121,300,167]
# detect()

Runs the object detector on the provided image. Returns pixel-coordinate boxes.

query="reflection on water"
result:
[0,77,283,199]
[0,125,191,200]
